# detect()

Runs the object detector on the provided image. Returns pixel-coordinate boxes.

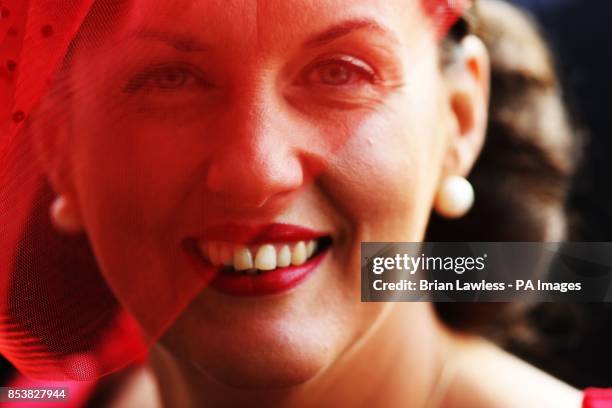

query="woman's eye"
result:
[125,64,207,92]
[304,56,377,87]
[318,63,352,86]
[150,68,189,89]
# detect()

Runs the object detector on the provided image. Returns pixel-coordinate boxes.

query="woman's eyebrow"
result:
[129,30,211,52]
[303,18,400,48]
[127,19,398,52]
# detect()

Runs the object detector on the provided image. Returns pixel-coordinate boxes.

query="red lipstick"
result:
[209,252,327,297]
[196,223,324,244]
[183,223,331,297]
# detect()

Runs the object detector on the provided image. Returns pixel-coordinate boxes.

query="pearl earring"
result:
[50,195,83,234]
[434,175,474,219]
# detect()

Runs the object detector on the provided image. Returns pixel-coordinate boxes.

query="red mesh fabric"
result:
[0,0,467,381]
[0,0,149,380]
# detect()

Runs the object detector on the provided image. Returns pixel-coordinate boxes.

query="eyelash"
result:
[300,54,379,87]
[124,55,379,96]
[124,63,208,93]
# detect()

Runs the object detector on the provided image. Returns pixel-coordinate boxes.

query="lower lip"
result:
[184,248,328,297]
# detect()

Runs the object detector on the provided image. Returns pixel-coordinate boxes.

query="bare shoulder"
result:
[109,365,162,408]
[442,337,583,408]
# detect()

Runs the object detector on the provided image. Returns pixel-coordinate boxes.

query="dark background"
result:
[506,0,612,389]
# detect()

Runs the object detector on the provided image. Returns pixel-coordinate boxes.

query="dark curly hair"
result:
[428,0,580,348]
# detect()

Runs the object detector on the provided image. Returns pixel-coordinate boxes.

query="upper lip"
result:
[189,223,328,244]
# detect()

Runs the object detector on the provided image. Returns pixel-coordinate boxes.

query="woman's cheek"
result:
[321,107,443,241]
[68,70,212,231]
[67,114,210,333]
[75,112,204,231]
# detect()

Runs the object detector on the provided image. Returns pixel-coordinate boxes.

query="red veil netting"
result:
[0,0,469,381]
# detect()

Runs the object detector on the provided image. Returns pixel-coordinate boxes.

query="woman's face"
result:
[48,0,484,388]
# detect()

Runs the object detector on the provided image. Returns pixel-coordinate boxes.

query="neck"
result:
[148,303,454,408]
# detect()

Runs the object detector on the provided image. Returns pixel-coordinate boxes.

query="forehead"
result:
[111,0,430,52]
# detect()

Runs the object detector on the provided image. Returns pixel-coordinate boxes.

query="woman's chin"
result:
[154,259,354,390]
[157,310,342,390]
[201,347,325,389]
[160,332,331,390]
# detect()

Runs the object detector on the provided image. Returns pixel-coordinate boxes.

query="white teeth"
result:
[306,240,317,257]
[277,245,291,267]
[255,245,277,270]
[291,241,307,266]
[233,246,253,270]
[196,238,324,272]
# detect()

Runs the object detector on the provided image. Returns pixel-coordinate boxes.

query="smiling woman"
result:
[0,0,605,407]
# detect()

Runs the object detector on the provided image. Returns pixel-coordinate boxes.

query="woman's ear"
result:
[443,34,490,177]
[30,100,84,234]
[31,96,74,195]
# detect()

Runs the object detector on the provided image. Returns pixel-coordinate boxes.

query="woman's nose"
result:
[205,95,307,209]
